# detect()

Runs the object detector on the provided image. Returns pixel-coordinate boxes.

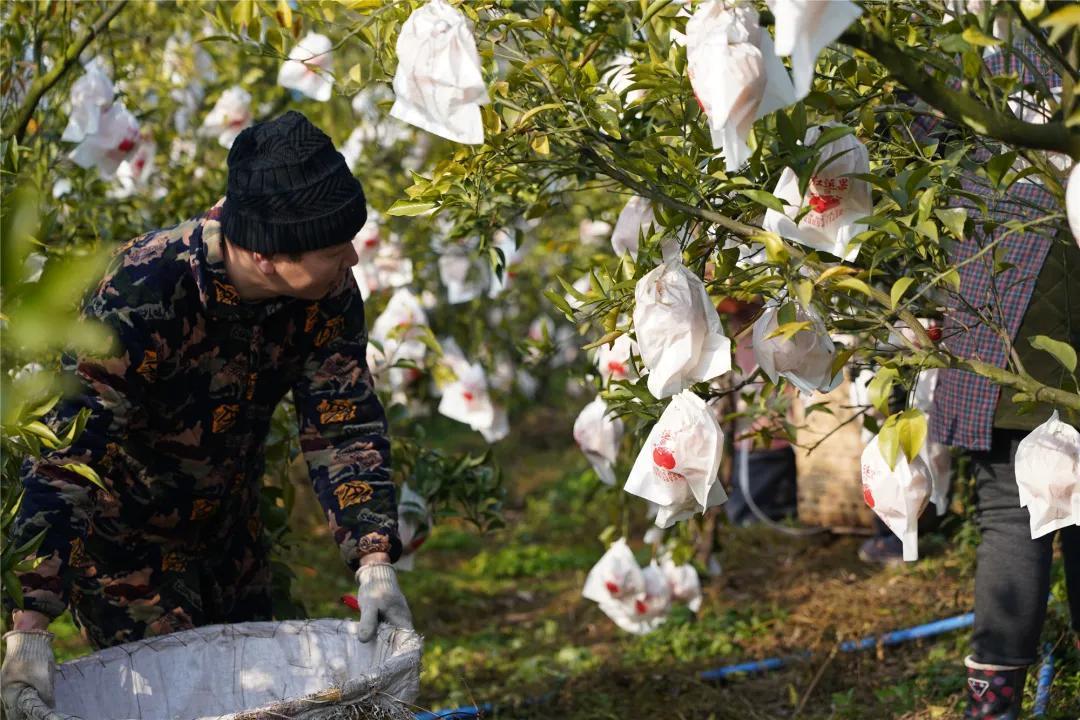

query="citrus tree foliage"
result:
[2,0,1079,620]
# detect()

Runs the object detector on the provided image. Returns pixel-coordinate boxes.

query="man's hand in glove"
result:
[2,619,56,712]
[355,555,413,642]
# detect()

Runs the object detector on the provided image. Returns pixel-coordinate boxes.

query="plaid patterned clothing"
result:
[911,45,1066,450]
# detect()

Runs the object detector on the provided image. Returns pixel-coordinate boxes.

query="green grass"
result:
[30,406,1080,719]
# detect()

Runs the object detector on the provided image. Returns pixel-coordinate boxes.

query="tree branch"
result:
[839,28,1080,160]
[581,146,1080,413]
[2,0,128,145]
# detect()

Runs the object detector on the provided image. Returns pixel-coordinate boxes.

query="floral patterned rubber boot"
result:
[963,656,1027,720]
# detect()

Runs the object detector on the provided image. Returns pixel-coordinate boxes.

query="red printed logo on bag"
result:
[607,360,628,379]
[804,176,849,228]
[605,581,620,596]
[862,484,875,509]
[808,194,841,213]
[651,433,686,483]
[634,598,648,615]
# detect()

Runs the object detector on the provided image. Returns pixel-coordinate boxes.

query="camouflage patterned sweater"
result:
[10,198,399,621]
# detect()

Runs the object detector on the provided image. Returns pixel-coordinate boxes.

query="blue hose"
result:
[1032,643,1054,717]
[412,612,975,718]
[699,654,800,681]
[415,703,493,720]
[838,613,974,652]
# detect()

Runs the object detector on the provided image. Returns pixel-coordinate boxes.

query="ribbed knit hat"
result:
[221,111,366,255]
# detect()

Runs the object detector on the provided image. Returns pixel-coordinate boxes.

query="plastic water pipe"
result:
[412,612,976,718]
[415,703,494,720]
[1031,643,1055,717]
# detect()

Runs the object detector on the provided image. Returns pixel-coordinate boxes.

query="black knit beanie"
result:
[221,111,366,255]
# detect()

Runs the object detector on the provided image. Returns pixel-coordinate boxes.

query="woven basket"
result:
[792,377,876,531]
[6,620,422,720]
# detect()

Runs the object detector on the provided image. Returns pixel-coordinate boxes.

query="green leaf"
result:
[558,275,589,303]
[934,208,967,239]
[531,135,550,155]
[877,417,901,471]
[961,26,1001,47]
[515,102,563,127]
[583,330,625,351]
[890,277,915,310]
[4,572,23,608]
[62,462,107,491]
[941,269,961,291]
[897,409,928,464]
[816,265,858,285]
[1040,4,1080,44]
[765,321,812,342]
[868,367,899,415]
[385,201,436,217]
[736,189,785,213]
[639,0,674,27]
[794,279,813,309]
[754,232,788,263]
[1029,335,1078,373]
[985,151,1017,188]
[834,278,873,297]
[23,420,59,445]
[543,288,576,322]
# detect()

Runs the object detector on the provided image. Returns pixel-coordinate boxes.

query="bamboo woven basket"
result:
[792,377,876,532]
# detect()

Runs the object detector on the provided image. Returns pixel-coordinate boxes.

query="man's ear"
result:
[252,253,278,276]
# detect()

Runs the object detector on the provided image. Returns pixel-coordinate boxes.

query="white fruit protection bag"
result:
[1068,163,1080,249]
[595,334,638,385]
[438,245,485,304]
[633,256,732,399]
[201,86,253,149]
[610,196,655,259]
[911,369,951,515]
[438,362,495,434]
[370,288,429,392]
[62,61,115,143]
[396,484,432,572]
[686,1,796,172]
[277,32,334,102]
[660,554,703,613]
[767,0,863,100]
[584,543,672,636]
[861,435,932,561]
[752,301,840,394]
[583,539,645,603]
[625,390,727,527]
[573,396,624,486]
[763,125,872,261]
[390,0,488,144]
[1014,411,1080,539]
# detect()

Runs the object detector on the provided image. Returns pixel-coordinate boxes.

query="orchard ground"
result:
[50,404,1079,719]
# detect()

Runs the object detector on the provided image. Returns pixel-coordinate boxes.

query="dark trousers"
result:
[725,447,797,526]
[971,429,1080,666]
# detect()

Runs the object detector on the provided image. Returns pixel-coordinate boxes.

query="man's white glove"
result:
[2,630,56,711]
[354,563,413,642]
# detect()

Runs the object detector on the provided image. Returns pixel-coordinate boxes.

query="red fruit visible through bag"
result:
[634,598,648,615]
[652,446,676,470]
[605,581,620,596]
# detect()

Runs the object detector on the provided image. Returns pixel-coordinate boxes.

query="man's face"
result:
[268,241,359,301]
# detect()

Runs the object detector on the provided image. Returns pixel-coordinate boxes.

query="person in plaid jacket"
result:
[910,45,1080,719]
[1,112,413,712]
